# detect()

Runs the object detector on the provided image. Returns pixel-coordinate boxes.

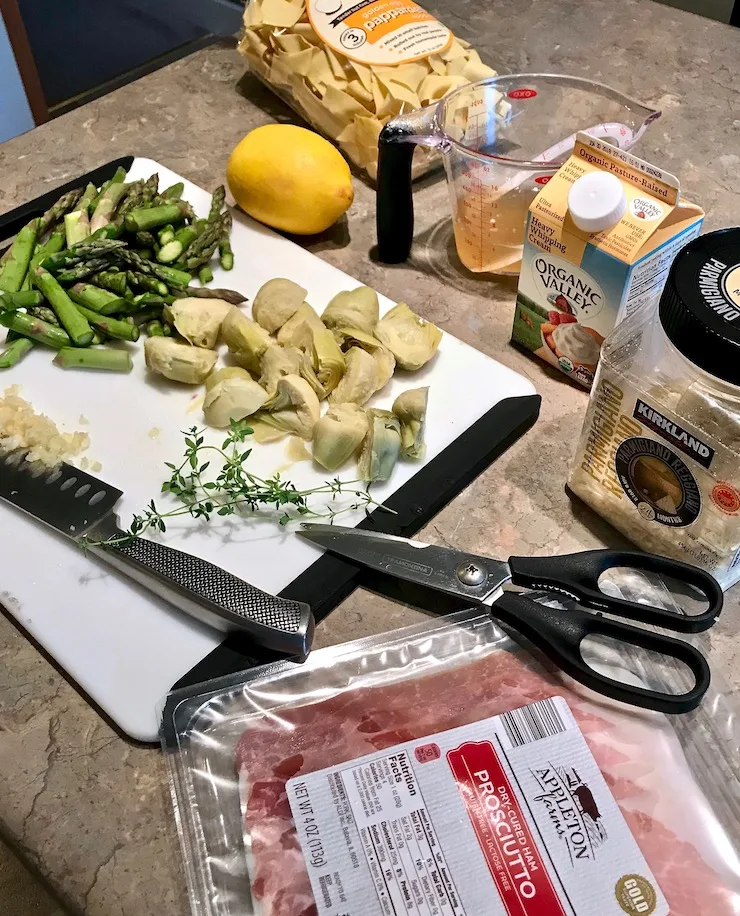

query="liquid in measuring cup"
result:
[451,169,540,275]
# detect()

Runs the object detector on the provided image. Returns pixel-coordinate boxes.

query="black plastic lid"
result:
[659,228,740,385]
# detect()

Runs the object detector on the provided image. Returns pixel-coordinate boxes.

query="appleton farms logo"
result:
[531,764,608,865]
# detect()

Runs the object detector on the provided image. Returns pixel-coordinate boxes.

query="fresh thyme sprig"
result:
[101,420,388,545]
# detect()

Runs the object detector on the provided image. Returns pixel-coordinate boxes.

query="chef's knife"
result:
[0,452,314,656]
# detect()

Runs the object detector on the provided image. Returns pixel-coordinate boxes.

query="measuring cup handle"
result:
[377,124,415,264]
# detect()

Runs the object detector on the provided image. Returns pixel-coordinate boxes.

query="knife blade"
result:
[0,452,313,656]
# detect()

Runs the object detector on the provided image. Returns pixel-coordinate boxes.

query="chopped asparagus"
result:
[79,183,98,212]
[30,229,65,275]
[135,231,157,249]
[162,182,184,200]
[32,267,94,347]
[126,271,168,295]
[208,185,226,223]
[38,188,84,235]
[29,306,60,326]
[69,283,128,315]
[90,182,128,234]
[87,179,111,213]
[42,238,126,272]
[185,220,221,261]
[0,337,34,368]
[141,174,159,206]
[157,240,183,264]
[91,270,127,296]
[0,220,38,293]
[0,310,71,349]
[115,249,191,288]
[64,209,91,246]
[146,320,165,337]
[54,347,133,372]
[72,303,140,342]
[132,307,164,326]
[173,221,205,264]
[115,183,144,220]
[219,211,234,270]
[55,259,110,283]
[0,290,44,310]
[158,224,176,246]
[182,286,247,305]
[88,223,124,241]
[199,265,214,285]
[124,201,193,233]
[133,293,175,306]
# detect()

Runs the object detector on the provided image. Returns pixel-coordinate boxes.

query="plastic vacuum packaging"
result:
[237,0,500,181]
[163,606,740,916]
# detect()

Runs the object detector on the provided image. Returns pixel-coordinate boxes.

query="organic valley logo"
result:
[532,255,605,322]
[629,197,663,221]
[532,764,608,865]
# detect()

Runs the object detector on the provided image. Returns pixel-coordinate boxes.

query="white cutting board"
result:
[0,159,536,741]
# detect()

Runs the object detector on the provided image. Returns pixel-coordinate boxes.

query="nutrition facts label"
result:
[286,699,668,916]
[342,751,465,916]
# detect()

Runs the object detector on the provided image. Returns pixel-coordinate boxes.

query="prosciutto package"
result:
[164,610,740,916]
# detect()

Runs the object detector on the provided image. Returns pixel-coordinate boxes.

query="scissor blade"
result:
[298,524,510,602]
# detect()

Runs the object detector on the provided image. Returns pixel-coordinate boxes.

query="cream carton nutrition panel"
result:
[511,133,703,388]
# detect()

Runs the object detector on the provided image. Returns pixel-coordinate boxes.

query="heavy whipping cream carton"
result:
[512,133,703,387]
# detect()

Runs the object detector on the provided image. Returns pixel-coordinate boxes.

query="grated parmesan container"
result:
[162,602,740,916]
[569,228,740,589]
[237,0,499,181]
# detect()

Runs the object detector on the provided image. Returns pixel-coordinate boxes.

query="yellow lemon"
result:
[227,124,354,235]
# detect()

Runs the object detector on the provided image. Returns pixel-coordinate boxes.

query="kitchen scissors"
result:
[298,525,723,714]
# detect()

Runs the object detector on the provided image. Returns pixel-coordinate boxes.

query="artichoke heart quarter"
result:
[255,374,321,440]
[311,327,345,394]
[259,345,303,397]
[221,307,272,374]
[322,286,379,335]
[164,298,231,349]
[329,347,377,406]
[392,387,428,460]
[252,278,307,333]
[203,376,268,428]
[312,404,368,471]
[277,303,325,348]
[375,302,442,370]
[358,409,401,482]
[333,326,395,393]
[144,337,217,384]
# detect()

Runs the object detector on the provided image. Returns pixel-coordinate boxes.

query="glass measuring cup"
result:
[376,74,661,275]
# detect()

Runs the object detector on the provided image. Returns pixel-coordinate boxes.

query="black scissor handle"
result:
[507,549,722,633]
[492,592,710,714]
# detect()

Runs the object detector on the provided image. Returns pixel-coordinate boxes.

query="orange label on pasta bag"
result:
[307,0,452,64]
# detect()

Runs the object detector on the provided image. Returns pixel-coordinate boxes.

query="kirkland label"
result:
[633,399,715,468]
[286,697,667,916]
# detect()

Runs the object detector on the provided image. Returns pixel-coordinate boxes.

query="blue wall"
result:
[0,14,34,144]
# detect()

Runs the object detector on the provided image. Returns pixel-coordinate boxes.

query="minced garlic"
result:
[0,387,89,468]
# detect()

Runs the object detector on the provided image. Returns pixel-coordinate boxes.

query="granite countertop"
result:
[1,0,739,912]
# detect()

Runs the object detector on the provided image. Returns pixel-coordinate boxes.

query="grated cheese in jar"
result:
[0,386,89,468]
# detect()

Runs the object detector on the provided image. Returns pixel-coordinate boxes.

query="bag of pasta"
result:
[238,0,498,181]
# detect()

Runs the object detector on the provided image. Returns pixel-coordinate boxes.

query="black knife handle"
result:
[88,536,313,657]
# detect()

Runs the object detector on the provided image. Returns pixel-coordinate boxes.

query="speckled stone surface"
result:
[0,1,739,913]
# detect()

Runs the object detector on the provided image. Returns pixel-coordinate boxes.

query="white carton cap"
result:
[567,172,627,233]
